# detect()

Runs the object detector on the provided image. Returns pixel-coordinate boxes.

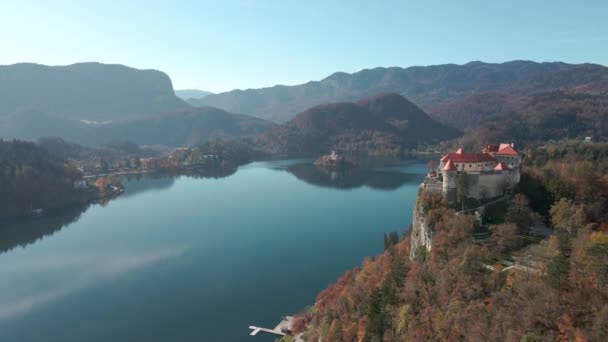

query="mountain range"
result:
[1,60,606,151]
[0,63,272,147]
[190,61,608,127]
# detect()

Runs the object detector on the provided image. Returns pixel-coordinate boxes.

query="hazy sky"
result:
[1,0,607,92]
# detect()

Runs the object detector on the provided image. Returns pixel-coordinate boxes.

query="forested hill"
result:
[457,90,608,150]
[0,140,92,218]
[256,93,460,157]
[0,62,189,122]
[429,64,608,130]
[0,106,275,147]
[293,141,608,341]
[191,61,608,124]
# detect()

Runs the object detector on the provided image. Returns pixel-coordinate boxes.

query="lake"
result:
[0,159,427,341]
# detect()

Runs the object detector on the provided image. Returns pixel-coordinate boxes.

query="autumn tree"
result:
[505,194,536,233]
[291,316,309,335]
[550,198,586,235]
[592,305,608,342]
[489,223,522,255]
[95,177,109,198]
[325,319,344,342]
[586,232,608,294]
[546,231,572,295]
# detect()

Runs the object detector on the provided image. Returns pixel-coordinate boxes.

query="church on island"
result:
[427,143,521,203]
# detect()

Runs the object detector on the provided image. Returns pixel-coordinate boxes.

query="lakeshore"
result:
[0,159,427,342]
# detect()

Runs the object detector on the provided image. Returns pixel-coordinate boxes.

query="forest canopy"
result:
[0,139,90,218]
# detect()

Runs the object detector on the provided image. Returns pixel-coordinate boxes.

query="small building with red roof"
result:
[483,142,521,169]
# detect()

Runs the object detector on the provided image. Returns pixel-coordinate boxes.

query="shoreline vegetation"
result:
[285,140,608,341]
[2,135,439,221]
[3,135,608,340]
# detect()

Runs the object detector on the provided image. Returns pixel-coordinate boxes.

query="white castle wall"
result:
[442,170,456,191]
[466,171,516,199]
[440,161,495,172]
[495,155,521,169]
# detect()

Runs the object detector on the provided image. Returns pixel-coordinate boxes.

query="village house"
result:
[429,143,521,203]
[73,179,88,190]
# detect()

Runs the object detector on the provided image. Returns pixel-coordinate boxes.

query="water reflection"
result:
[278,162,422,190]
[0,244,191,320]
[0,167,240,253]
[0,159,427,342]
[0,205,90,255]
[0,161,421,256]
[120,167,238,198]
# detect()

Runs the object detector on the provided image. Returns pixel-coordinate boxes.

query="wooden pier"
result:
[249,316,294,337]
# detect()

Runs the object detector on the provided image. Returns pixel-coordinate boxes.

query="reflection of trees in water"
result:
[180,167,238,180]
[0,167,240,256]
[283,163,421,190]
[122,168,238,195]
[119,174,177,198]
[120,167,239,197]
[0,204,91,255]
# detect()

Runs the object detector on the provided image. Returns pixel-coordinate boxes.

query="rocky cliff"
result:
[410,185,433,259]
[0,62,189,121]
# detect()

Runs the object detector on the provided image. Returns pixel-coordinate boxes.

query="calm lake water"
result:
[0,159,427,341]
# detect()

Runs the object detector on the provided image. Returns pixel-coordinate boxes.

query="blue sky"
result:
[1,0,607,92]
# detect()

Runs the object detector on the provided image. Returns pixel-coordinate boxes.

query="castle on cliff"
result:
[430,143,521,203]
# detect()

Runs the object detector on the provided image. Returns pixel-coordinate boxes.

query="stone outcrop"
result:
[0,62,189,121]
[410,186,433,259]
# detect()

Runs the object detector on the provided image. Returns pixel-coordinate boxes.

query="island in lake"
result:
[314,151,357,170]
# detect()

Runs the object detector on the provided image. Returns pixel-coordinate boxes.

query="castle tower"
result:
[442,159,457,203]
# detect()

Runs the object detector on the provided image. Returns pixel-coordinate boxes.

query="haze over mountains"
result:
[0,63,272,147]
[191,61,608,127]
[1,60,606,153]
[0,62,189,121]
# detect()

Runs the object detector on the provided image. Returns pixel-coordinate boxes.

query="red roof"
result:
[443,159,457,171]
[483,143,519,156]
[494,162,510,171]
[441,152,497,163]
[496,145,519,156]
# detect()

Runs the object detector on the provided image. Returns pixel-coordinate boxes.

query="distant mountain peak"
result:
[0,62,189,122]
[192,60,605,124]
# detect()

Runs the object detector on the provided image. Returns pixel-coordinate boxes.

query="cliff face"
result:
[410,186,433,259]
[0,62,189,121]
